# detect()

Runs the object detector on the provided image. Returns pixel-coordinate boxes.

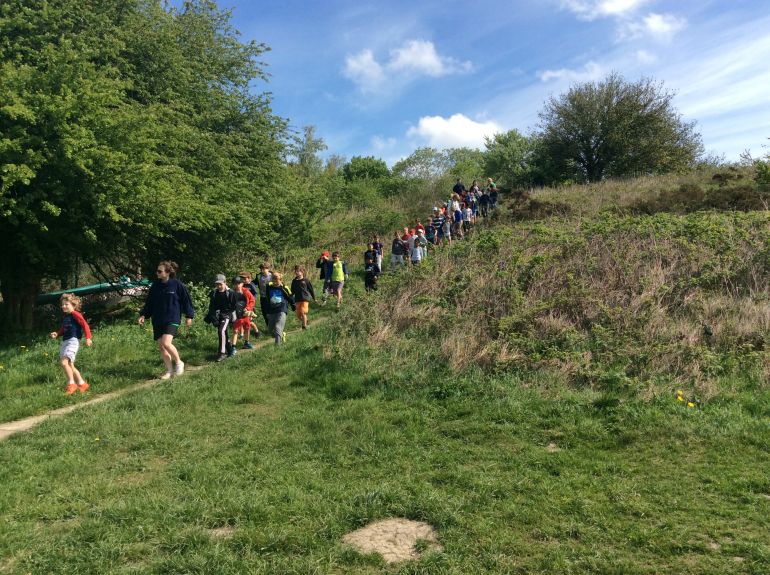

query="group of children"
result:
[49,178,500,393]
[203,263,319,361]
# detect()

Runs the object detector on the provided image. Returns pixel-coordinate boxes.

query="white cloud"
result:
[561,0,647,21]
[343,39,472,93]
[635,49,656,64]
[537,61,605,83]
[388,40,472,76]
[343,49,385,93]
[406,114,501,149]
[619,12,687,41]
[371,135,397,152]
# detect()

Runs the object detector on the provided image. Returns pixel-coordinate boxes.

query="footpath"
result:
[0,322,322,442]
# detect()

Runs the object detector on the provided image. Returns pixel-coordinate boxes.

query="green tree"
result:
[536,73,703,183]
[288,125,327,179]
[446,147,485,181]
[0,0,286,330]
[391,147,449,180]
[483,130,534,188]
[343,156,389,181]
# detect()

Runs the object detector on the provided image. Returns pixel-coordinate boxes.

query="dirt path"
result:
[0,322,322,442]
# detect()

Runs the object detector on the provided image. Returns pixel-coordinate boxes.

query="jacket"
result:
[140,278,195,326]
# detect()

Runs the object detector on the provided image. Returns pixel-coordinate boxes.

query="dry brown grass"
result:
[335,189,769,394]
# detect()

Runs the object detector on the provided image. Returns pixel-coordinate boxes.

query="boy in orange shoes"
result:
[50,293,92,394]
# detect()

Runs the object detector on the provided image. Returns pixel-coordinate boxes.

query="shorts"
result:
[295,301,309,318]
[59,337,80,363]
[153,323,179,341]
[330,281,344,295]
[233,317,251,331]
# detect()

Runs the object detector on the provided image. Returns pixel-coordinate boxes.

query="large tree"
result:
[483,129,533,188]
[536,73,703,183]
[0,0,286,329]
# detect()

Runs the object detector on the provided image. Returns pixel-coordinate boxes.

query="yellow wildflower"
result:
[677,396,684,402]
[687,402,695,408]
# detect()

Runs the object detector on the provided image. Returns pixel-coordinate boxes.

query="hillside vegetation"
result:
[328,169,770,400]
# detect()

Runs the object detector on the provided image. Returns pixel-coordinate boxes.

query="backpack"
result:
[268,284,285,306]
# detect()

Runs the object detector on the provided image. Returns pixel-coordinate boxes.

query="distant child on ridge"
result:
[290,266,316,329]
[50,293,92,395]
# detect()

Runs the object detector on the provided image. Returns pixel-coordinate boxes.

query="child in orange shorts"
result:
[290,266,316,329]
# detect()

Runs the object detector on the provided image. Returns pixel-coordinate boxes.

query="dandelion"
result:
[676,390,684,397]
[687,402,695,408]
[677,396,684,402]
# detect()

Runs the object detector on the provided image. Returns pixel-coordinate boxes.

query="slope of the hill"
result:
[328,171,770,401]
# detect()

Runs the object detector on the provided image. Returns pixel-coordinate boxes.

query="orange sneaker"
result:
[78,381,90,393]
[65,383,78,395]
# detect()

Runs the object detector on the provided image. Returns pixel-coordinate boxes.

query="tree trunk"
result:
[0,274,41,332]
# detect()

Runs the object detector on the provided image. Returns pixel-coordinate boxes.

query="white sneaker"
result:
[175,361,185,376]
[160,371,172,380]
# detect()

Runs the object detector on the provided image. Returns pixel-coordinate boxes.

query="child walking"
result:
[50,293,92,395]
[329,252,349,308]
[290,266,316,329]
[230,276,255,350]
[265,272,295,344]
[364,255,380,292]
[205,274,237,361]
[239,270,261,347]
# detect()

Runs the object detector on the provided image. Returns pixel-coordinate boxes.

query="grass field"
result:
[1,172,768,573]
[1,313,769,574]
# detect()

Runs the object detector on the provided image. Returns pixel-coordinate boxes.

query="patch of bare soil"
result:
[208,526,235,539]
[342,518,442,564]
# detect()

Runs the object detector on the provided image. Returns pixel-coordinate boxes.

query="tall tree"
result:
[0,0,286,330]
[342,156,389,181]
[483,130,533,188]
[391,147,449,180]
[288,125,327,178]
[536,73,703,183]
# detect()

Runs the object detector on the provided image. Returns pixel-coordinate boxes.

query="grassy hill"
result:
[0,171,768,573]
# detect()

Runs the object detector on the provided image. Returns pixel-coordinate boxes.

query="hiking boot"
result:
[228,348,237,357]
[243,342,254,349]
[175,361,185,376]
[78,381,90,393]
[216,353,227,362]
[65,383,77,395]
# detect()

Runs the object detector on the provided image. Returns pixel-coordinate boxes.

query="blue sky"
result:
[224,0,770,164]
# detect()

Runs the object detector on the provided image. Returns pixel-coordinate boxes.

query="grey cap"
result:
[214,273,226,285]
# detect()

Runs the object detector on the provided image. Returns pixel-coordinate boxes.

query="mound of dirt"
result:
[342,518,442,563]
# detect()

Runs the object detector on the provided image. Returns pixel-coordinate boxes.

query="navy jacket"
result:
[140,278,195,326]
